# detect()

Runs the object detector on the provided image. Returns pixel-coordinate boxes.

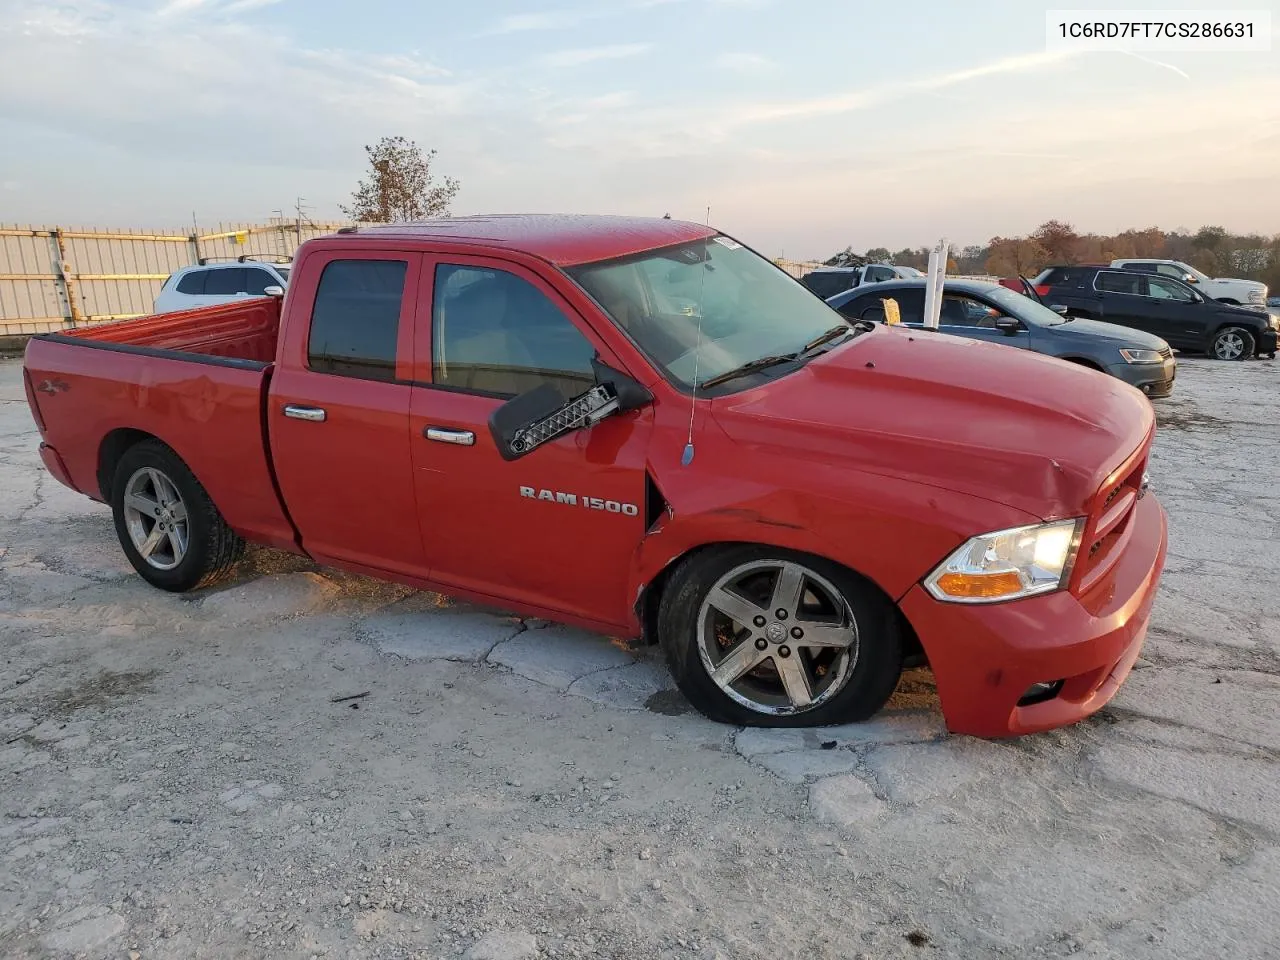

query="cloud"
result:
[158,0,282,16]
[539,44,651,68]
[723,49,1083,126]
[714,51,774,73]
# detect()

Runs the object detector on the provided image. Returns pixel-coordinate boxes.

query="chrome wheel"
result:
[122,467,189,571]
[696,559,858,716]
[1214,330,1246,360]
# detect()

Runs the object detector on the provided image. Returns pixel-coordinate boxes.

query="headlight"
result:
[1119,348,1163,364]
[924,519,1084,604]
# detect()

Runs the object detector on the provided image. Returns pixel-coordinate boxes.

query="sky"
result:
[0,0,1277,260]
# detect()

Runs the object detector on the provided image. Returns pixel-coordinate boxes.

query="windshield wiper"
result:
[801,323,855,354]
[698,354,799,389]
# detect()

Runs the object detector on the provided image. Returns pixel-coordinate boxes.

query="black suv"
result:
[1035,265,1278,360]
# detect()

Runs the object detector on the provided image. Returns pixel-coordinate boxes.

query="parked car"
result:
[1104,259,1268,307]
[22,214,1167,738]
[154,258,291,314]
[1034,265,1278,360]
[800,263,921,299]
[827,278,1177,397]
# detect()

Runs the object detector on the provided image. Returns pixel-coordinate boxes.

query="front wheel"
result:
[658,546,903,727]
[111,439,246,592]
[1210,327,1254,361]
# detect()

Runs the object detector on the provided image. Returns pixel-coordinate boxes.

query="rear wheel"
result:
[1210,327,1254,361]
[658,546,903,727]
[111,439,245,592]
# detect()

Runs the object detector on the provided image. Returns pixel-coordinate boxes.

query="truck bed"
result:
[53,298,282,363]
[23,297,297,553]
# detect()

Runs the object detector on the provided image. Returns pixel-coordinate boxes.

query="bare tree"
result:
[341,136,460,223]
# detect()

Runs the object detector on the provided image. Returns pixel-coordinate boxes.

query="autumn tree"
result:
[984,236,1048,276]
[341,136,460,223]
[1031,220,1080,263]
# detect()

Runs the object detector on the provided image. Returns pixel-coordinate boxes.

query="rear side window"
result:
[432,264,596,398]
[308,260,408,381]
[176,270,207,295]
[205,268,248,295]
[1096,272,1142,295]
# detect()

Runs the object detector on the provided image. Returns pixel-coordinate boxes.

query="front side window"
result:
[308,259,407,381]
[571,238,861,389]
[1146,277,1196,302]
[865,266,895,283]
[432,264,596,398]
[801,271,856,299]
[244,269,278,296]
[939,295,1002,328]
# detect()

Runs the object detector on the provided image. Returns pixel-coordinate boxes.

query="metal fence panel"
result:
[0,220,348,335]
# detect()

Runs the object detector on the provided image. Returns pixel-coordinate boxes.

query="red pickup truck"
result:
[22,215,1167,737]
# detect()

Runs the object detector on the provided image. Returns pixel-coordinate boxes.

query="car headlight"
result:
[923,519,1084,603]
[1119,348,1163,364]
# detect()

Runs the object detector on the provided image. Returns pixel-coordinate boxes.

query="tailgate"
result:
[23,336,296,551]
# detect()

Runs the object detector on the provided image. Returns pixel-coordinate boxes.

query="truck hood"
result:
[710,326,1153,522]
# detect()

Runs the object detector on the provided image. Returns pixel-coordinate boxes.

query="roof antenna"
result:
[681,204,711,467]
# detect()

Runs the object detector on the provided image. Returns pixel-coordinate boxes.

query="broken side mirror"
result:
[487,359,653,461]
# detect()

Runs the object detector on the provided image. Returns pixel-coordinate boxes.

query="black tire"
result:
[1210,326,1254,361]
[110,439,245,592]
[657,545,903,727]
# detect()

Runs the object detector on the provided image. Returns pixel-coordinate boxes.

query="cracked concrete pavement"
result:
[1,356,1278,959]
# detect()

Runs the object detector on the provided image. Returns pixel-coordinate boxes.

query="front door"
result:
[935,293,1033,348]
[268,251,428,576]
[409,255,651,627]
[1142,275,1207,349]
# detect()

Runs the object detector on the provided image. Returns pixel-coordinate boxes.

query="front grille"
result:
[1074,446,1148,593]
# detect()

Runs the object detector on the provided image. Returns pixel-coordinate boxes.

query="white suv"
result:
[1110,259,1267,308]
[154,260,290,314]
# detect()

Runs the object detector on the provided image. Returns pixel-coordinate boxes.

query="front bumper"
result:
[1106,356,1176,397]
[899,493,1168,738]
[1258,330,1278,357]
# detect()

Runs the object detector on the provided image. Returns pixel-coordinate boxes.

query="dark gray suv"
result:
[827,278,1176,397]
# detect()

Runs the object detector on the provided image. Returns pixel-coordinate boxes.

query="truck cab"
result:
[22,216,1168,738]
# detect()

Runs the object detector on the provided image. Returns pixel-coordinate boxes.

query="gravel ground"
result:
[1,355,1278,960]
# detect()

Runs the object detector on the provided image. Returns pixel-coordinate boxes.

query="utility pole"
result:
[294,197,305,248]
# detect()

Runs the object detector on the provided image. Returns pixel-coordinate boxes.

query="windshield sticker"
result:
[713,236,742,250]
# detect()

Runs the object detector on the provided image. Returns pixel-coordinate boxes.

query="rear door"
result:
[1092,270,1153,333]
[408,255,651,627]
[268,250,428,576]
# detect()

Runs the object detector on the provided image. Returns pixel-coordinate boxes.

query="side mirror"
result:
[487,359,653,461]
[1051,304,1069,316]
[263,285,285,298]
[1184,275,1199,284]
[994,316,1021,334]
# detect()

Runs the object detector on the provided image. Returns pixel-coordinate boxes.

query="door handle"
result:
[283,404,326,422]
[424,426,475,446]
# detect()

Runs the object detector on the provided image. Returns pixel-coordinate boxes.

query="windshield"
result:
[569,237,855,388]
[981,285,1068,326]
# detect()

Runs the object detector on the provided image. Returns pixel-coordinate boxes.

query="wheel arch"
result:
[1059,356,1104,371]
[632,538,924,660]
[97,427,164,500]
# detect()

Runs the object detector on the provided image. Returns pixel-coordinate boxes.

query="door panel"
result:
[410,254,651,626]
[268,251,427,576]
